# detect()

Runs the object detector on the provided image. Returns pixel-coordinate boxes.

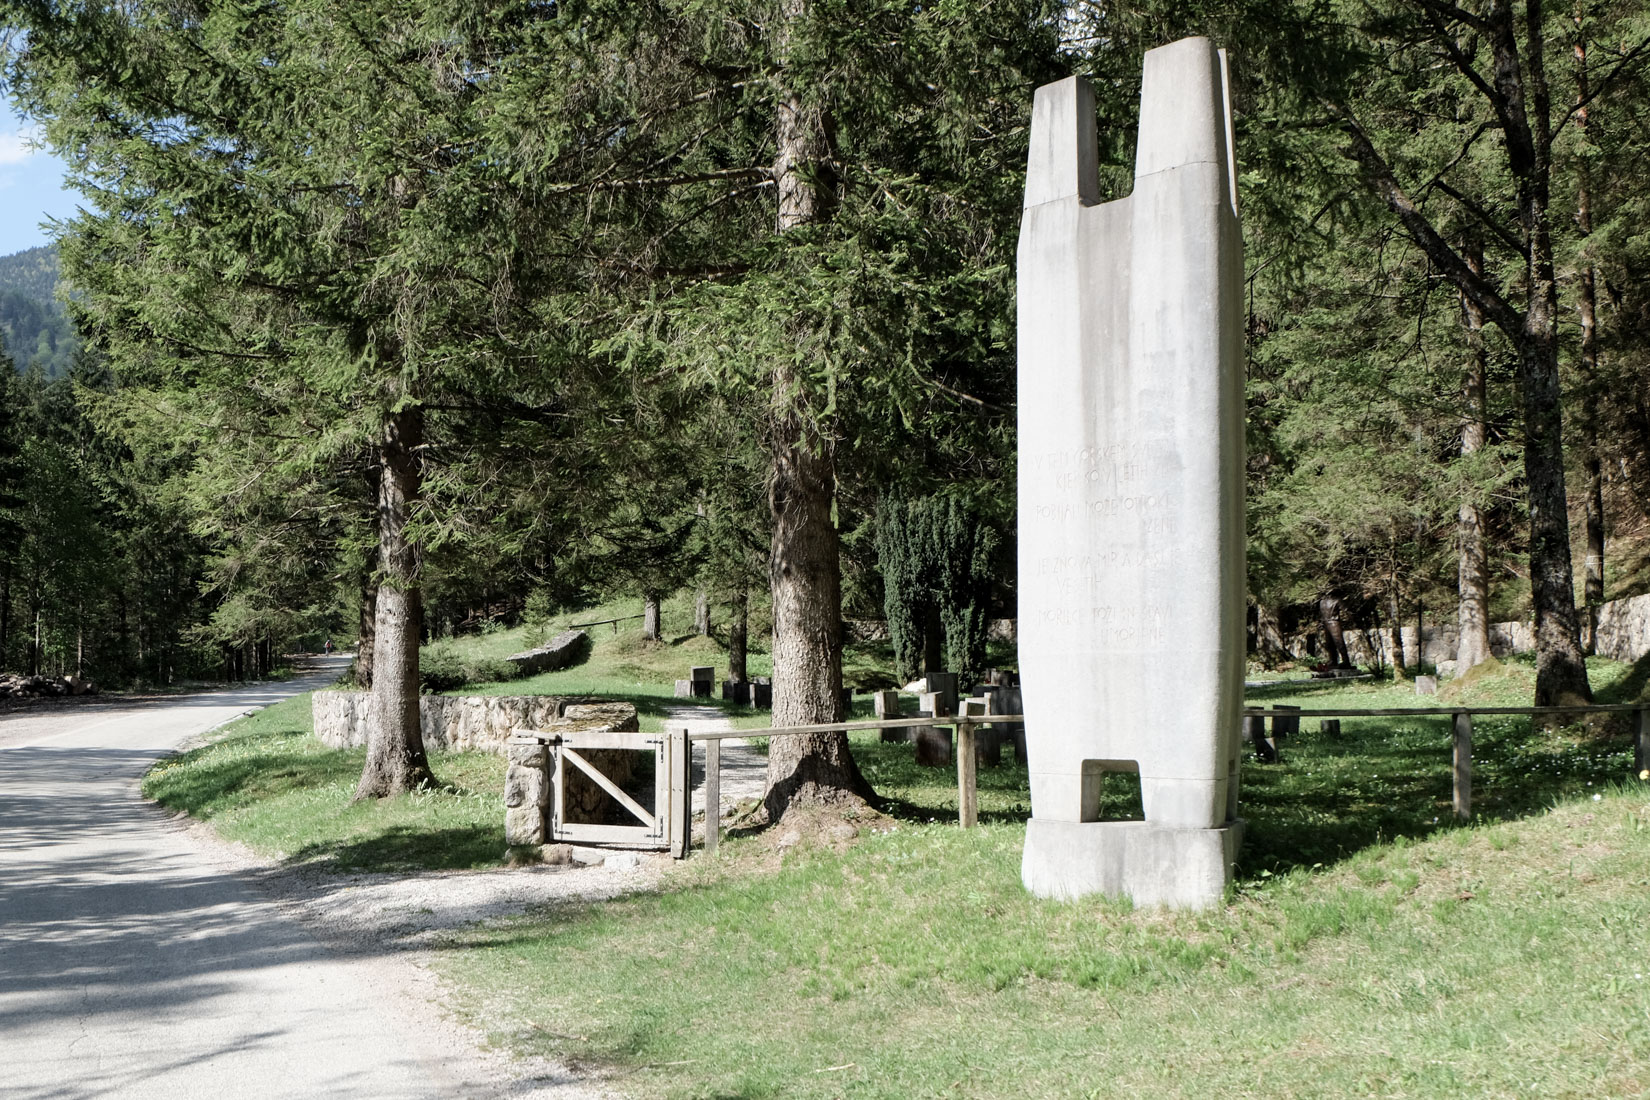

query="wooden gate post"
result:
[1452,711,1472,821]
[669,728,691,858]
[704,738,722,854]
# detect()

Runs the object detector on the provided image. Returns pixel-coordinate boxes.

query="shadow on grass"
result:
[145,732,364,819]
[287,824,501,872]
[842,704,1644,882]
[1596,650,1650,705]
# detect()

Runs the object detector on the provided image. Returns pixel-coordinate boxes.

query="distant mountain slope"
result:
[0,245,77,378]
[0,245,62,301]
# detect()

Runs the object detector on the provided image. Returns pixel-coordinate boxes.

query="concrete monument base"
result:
[1022,818,1244,910]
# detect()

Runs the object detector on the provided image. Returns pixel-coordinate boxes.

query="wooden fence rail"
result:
[1240,704,1649,822]
[684,703,1650,854]
[568,613,645,632]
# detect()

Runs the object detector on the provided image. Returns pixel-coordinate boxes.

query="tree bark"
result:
[642,592,661,641]
[1255,600,1288,664]
[1385,579,1408,681]
[355,406,436,799]
[1456,244,1493,672]
[1573,19,1605,653]
[763,0,874,821]
[727,590,748,682]
[356,564,378,689]
[0,559,10,670]
[694,588,710,636]
[921,603,945,676]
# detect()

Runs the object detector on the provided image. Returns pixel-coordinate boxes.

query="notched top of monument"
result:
[1023,36,1238,215]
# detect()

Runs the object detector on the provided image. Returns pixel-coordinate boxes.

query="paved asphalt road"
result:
[0,659,501,1099]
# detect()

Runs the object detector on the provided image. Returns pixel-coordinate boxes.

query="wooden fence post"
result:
[1452,711,1472,822]
[1635,708,1649,778]
[704,738,721,854]
[956,720,978,828]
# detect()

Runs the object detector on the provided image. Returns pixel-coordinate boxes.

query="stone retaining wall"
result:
[313,691,569,754]
[504,629,589,676]
[1592,592,1650,663]
[1297,591,1650,670]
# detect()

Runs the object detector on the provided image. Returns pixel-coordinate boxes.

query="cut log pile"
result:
[0,673,98,698]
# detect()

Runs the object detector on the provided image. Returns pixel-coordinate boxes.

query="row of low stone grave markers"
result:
[672,666,717,700]
[671,666,779,708]
[872,673,1025,769]
[1242,705,1300,764]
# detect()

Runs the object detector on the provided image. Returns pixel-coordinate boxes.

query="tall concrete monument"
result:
[1017,37,1245,909]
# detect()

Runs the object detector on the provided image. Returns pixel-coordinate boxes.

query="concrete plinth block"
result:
[1021,818,1244,910]
[673,679,693,698]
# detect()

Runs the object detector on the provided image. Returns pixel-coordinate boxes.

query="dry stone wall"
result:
[1592,593,1650,663]
[503,629,589,676]
[1305,592,1650,670]
[313,691,568,754]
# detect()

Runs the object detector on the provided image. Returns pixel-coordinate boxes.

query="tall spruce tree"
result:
[2,0,606,792]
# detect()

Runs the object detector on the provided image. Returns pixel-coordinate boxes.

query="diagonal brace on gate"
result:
[559,745,657,830]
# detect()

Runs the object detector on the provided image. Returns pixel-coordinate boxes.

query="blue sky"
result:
[0,114,83,258]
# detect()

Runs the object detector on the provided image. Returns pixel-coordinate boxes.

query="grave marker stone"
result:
[1017,37,1245,909]
[873,690,907,743]
[690,666,714,700]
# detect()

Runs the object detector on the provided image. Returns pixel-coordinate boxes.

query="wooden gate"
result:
[544,729,691,856]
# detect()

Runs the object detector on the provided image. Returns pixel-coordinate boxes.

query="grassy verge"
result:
[440,785,1650,1098]
[142,693,504,870]
[420,654,1650,1096]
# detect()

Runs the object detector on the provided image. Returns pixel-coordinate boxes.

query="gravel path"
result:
[0,672,769,1098]
[659,702,768,821]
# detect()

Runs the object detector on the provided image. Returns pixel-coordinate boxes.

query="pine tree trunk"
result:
[1573,24,1605,654]
[1255,601,1287,664]
[728,590,748,682]
[922,604,944,676]
[1456,246,1493,672]
[355,406,436,799]
[356,565,378,689]
[763,0,874,820]
[0,560,10,670]
[1515,9,1592,707]
[642,592,661,641]
[1385,582,1408,681]
[1518,230,1591,703]
[695,588,710,636]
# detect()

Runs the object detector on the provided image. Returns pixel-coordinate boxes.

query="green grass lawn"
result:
[145,647,1650,1096]
[142,694,506,870]
[441,786,1650,1098]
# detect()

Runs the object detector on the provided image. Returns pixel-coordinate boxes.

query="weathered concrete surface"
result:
[1022,818,1244,908]
[1017,38,1244,908]
[0,659,586,1099]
